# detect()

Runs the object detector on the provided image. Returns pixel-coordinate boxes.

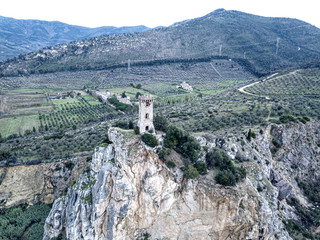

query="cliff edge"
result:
[43,127,292,240]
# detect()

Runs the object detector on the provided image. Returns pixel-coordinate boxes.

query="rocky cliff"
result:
[43,126,308,240]
[0,157,87,208]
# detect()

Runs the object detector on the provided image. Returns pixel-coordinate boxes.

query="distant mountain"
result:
[1,9,320,76]
[0,15,151,61]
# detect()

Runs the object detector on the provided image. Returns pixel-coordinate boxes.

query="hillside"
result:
[1,9,320,76]
[0,15,150,61]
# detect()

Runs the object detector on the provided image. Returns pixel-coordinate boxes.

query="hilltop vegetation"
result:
[0,9,320,240]
[1,9,320,76]
[0,15,150,61]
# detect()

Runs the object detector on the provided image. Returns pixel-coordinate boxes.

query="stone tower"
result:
[138,95,154,134]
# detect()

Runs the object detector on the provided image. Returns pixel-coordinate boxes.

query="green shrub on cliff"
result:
[164,125,200,162]
[182,165,199,179]
[206,148,246,186]
[141,133,158,147]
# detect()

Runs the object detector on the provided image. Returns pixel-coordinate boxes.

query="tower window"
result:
[145,113,149,119]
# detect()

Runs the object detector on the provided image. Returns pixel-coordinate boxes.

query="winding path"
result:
[238,73,279,100]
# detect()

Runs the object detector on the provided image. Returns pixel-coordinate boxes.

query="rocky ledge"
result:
[43,128,291,240]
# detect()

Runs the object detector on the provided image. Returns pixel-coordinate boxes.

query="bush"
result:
[40,145,52,159]
[206,148,232,169]
[128,120,134,129]
[135,92,142,99]
[206,148,246,186]
[44,131,64,140]
[156,148,171,161]
[164,125,184,149]
[194,161,207,175]
[113,120,129,129]
[141,133,158,147]
[279,115,296,124]
[164,125,200,162]
[166,161,176,168]
[215,169,236,186]
[154,114,168,132]
[134,126,140,135]
[108,97,132,112]
[102,135,112,144]
[247,129,252,142]
[183,165,199,179]
[272,139,281,148]
[65,161,75,171]
[0,149,11,161]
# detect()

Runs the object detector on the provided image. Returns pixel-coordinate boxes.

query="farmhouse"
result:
[177,81,193,91]
[93,91,132,106]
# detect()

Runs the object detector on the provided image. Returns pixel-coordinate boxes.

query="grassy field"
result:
[52,98,78,105]
[0,115,39,137]
[1,62,319,139]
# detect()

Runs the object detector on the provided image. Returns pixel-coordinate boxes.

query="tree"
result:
[183,165,199,179]
[0,149,11,161]
[166,161,176,168]
[40,145,52,159]
[164,125,185,149]
[247,129,252,142]
[135,92,142,99]
[134,126,140,135]
[136,83,142,89]
[121,92,127,98]
[215,170,236,186]
[128,120,134,129]
[141,133,158,147]
[194,162,207,175]
[164,125,200,162]
[154,113,168,132]
[206,148,232,169]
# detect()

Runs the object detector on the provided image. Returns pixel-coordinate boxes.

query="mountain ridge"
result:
[1,9,320,76]
[0,15,151,61]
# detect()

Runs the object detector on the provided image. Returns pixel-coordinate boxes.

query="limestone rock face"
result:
[43,128,291,240]
[0,158,87,208]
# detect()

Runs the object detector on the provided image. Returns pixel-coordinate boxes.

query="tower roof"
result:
[138,95,154,101]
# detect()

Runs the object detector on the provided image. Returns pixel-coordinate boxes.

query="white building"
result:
[177,81,193,91]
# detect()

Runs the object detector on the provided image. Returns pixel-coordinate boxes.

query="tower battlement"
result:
[138,95,154,134]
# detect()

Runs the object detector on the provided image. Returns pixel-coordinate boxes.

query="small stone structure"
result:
[138,95,154,133]
[116,95,132,106]
[177,81,193,91]
[93,91,132,105]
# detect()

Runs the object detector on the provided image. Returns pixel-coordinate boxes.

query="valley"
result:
[0,8,320,240]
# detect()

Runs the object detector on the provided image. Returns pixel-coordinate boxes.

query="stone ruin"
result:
[138,95,154,133]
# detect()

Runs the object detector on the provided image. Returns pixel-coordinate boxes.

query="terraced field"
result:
[0,59,256,137]
[245,69,320,121]
[39,96,116,131]
[246,69,320,98]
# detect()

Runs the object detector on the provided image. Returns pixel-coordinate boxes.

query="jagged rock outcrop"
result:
[0,158,87,208]
[43,128,291,240]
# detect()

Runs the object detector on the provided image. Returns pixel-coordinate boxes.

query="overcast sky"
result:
[1,0,319,29]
